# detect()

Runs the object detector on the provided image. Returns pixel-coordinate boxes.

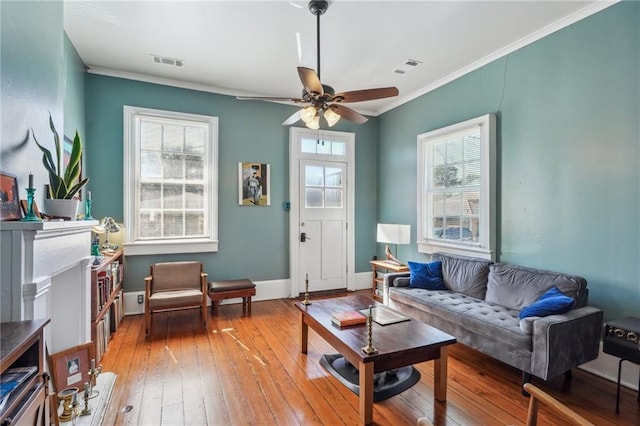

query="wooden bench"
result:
[208,279,256,315]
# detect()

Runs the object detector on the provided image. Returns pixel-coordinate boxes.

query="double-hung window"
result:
[417,114,496,260]
[123,106,218,255]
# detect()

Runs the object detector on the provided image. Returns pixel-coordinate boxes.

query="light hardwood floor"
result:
[100,294,639,425]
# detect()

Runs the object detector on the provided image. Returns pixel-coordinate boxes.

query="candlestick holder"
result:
[362,305,378,355]
[88,360,102,399]
[72,398,80,425]
[301,274,312,306]
[22,188,42,222]
[79,382,92,416]
[84,198,94,220]
[57,387,79,422]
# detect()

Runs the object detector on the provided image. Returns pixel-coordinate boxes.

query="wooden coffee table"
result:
[294,294,456,425]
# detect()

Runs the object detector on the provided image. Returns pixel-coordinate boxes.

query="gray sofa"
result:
[383,253,603,384]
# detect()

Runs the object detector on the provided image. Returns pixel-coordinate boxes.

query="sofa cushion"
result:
[389,287,531,350]
[434,253,491,299]
[408,261,447,290]
[485,263,587,311]
[518,287,575,319]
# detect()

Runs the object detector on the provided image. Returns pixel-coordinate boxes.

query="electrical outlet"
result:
[137,294,143,304]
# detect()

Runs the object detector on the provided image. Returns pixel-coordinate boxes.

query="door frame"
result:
[289,127,356,297]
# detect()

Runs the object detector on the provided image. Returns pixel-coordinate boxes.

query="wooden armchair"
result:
[144,261,208,336]
[524,383,594,426]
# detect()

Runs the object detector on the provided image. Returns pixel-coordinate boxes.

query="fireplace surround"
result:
[1,220,97,353]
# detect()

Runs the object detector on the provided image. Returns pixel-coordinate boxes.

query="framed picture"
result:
[238,162,270,206]
[48,342,93,392]
[0,171,22,221]
[20,199,41,218]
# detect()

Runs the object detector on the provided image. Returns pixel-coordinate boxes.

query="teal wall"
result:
[0,0,64,206]
[2,1,637,321]
[63,34,86,147]
[84,75,379,291]
[377,2,640,320]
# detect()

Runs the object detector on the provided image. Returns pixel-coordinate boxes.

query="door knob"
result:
[300,232,311,242]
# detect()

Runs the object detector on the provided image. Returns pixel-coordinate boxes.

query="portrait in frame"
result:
[238,162,270,206]
[48,342,93,392]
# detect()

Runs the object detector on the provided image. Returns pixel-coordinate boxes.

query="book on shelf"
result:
[0,366,38,411]
[359,306,410,326]
[331,310,367,327]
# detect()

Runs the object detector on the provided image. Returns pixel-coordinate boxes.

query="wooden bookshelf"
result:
[90,249,125,362]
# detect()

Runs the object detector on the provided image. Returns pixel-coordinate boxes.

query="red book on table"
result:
[331,310,367,327]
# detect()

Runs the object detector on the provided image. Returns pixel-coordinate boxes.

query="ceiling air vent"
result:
[393,59,422,75]
[151,54,184,67]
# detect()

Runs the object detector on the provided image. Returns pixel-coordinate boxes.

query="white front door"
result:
[298,159,347,292]
[289,128,355,297]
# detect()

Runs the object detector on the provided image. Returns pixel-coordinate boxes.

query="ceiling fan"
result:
[237,0,399,129]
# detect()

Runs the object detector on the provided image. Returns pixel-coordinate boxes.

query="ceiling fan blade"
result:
[283,110,302,126]
[332,87,399,103]
[332,104,368,124]
[298,67,323,96]
[237,95,306,103]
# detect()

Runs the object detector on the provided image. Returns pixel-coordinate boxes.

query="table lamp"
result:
[100,217,121,251]
[376,223,410,265]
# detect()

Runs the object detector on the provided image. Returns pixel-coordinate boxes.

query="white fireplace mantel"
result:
[1,220,98,353]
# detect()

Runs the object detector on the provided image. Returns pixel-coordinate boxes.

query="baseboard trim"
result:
[123,278,291,316]
[124,272,374,316]
[579,341,639,392]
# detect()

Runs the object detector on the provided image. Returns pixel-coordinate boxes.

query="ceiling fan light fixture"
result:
[301,105,317,123]
[324,107,341,127]
[306,115,320,130]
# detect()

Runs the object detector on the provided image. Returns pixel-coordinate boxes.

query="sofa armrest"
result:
[382,272,411,305]
[531,306,603,379]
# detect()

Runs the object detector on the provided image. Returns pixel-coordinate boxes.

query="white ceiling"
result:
[63,1,616,117]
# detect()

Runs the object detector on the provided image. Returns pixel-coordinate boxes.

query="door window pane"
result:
[305,165,324,186]
[325,189,342,208]
[305,188,323,208]
[325,167,342,187]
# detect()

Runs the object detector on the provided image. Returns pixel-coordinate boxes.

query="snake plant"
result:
[33,114,89,199]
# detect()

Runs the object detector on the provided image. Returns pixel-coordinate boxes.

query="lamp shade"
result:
[376,223,410,245]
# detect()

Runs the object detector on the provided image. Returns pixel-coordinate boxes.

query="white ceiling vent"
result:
[151,54,184,67]
[393,59,422,75]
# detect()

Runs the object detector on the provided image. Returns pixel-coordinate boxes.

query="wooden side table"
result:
[370,259,409,302]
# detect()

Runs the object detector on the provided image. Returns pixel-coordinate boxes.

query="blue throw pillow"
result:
[408,261,448,290]
[518,287,575,319]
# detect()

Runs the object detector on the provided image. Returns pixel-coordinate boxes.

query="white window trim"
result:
[417,114,496,260]
[123,106,219,256]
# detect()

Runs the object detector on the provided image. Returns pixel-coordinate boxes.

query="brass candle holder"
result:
[362,305,378,355]
[88,358,102,399]
[57,387,79,422]
[79,382,92,416]
[301,273,312,306]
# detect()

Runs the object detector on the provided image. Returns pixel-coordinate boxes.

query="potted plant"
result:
[33,114,89,219]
